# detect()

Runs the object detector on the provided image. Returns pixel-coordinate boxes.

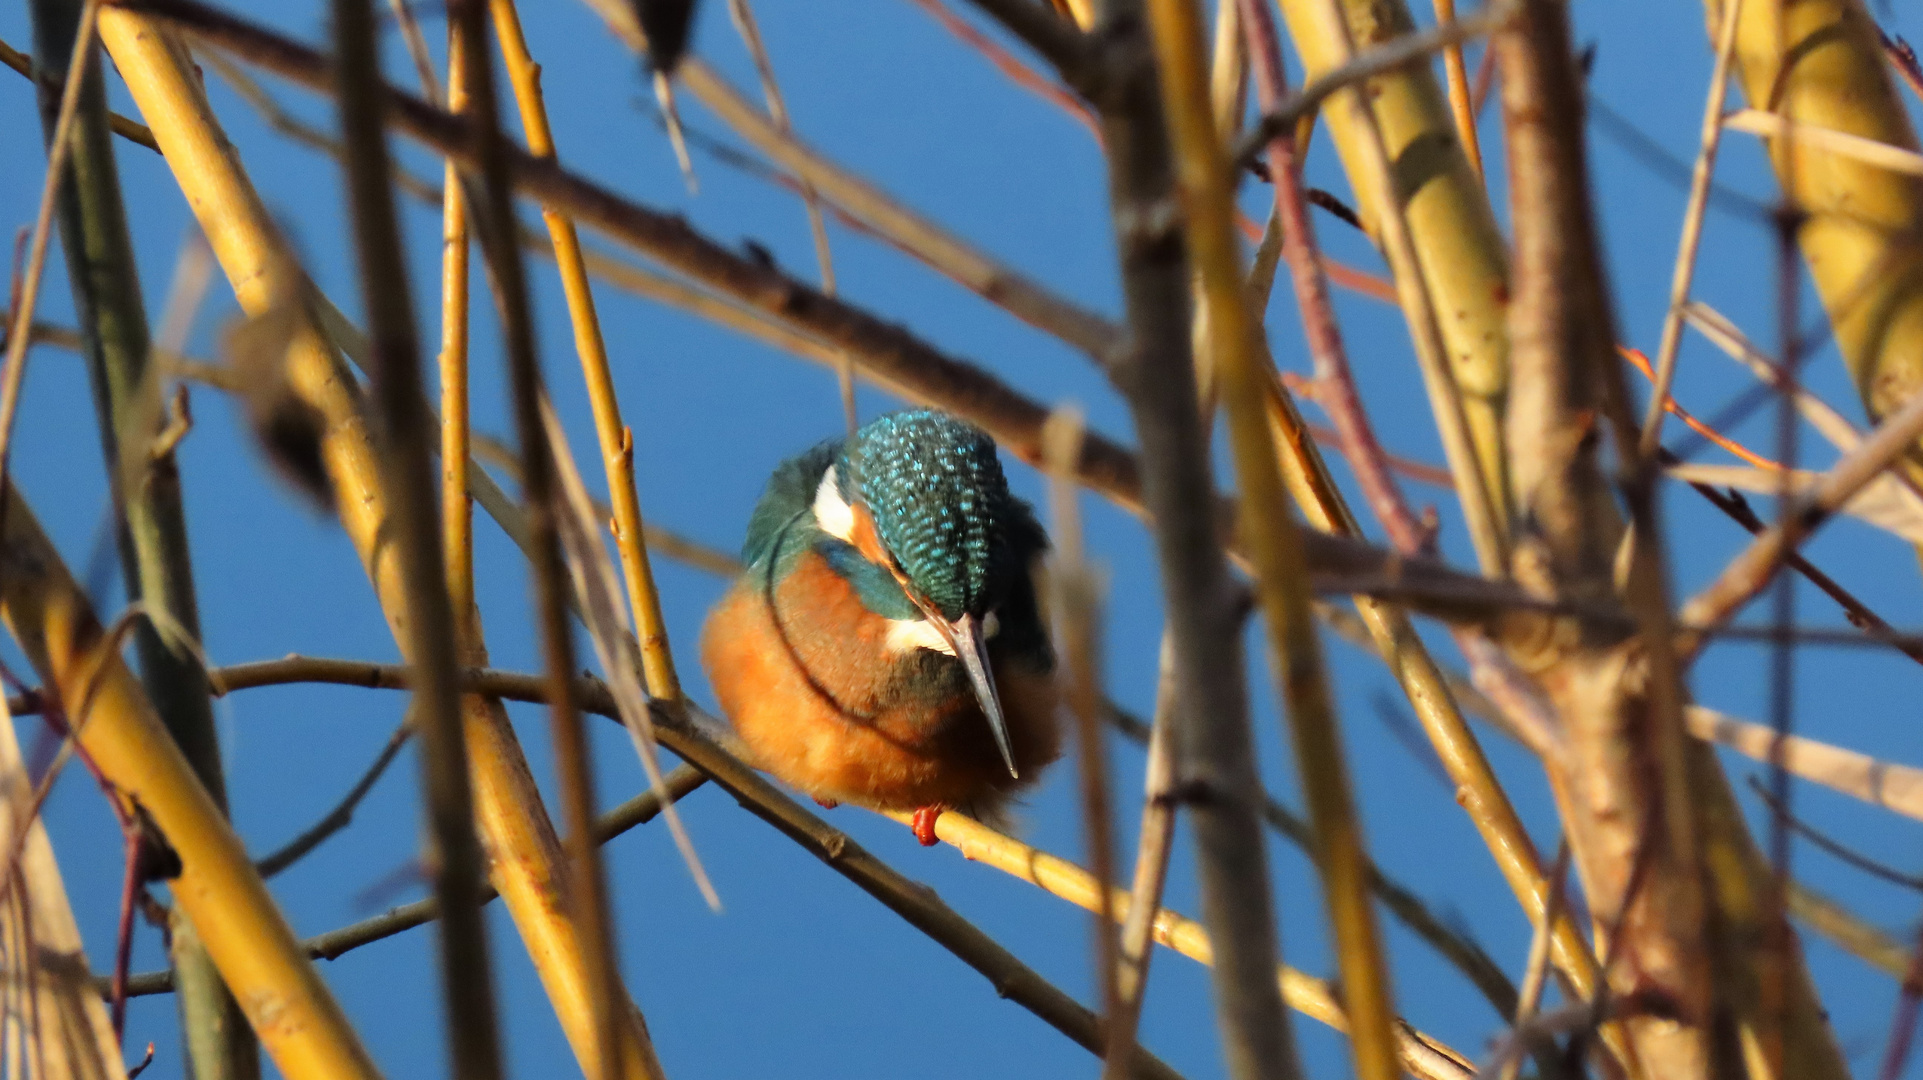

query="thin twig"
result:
[0,0,103,495]
[1724,107,1923,177]
[0,32,156,150]
[1430,0,1482,180]
[1230,2,1517,170]
[255,719,411,878]
[384,0,439,104]
[1636,0,1744,456]
[1491,841,1570,1080]
[1042,409,1122,1073]
[1108,637,1181,1062]
[1745,777,1923,893]
[121,763,709,995]
[726,0,857,435]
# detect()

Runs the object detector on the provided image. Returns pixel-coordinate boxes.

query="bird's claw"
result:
[911,806,943,847]
[813,796,840,810]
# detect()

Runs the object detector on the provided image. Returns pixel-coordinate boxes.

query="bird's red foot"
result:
[813,796,840,810]
[911,806,944,847]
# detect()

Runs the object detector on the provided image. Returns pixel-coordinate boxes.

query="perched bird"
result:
[701,410,1061,844]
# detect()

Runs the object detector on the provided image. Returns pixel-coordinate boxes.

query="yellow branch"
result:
[440,25,476,646]
[1272,0,1513,540]
[492,0,682,706]
[0,482,379,1080]
[1145,2,1399,1079]
[96,13,660,1078]
[885,811,1473,1080]
[0,695,123,1080]
[1713,0,1923,450]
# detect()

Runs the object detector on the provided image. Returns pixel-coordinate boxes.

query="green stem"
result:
[25,3,257,1076]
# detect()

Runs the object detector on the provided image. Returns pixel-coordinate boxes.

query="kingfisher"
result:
[701,410,1062,845]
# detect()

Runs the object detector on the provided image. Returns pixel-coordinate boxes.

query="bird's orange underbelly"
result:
[700,575,1054,812]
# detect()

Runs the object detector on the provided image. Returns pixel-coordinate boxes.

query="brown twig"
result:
[1746,777,1923,893]
[1042,409,1122,1073]
[254,719,410,878]
[333,2,505,1077]
[450,1,628,1078]
[1108,638,1181,1063]
[1634,0,1744,457]
[120,763,710,996]
[0,32,156,149]
[725,0,855,433]
[0,0,102,497]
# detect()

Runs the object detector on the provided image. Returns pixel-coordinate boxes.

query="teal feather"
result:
[740,410,1052,665]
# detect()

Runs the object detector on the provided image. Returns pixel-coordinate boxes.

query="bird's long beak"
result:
[941,611,1019,780]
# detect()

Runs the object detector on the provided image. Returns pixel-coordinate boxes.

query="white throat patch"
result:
[884,610,1001,656]
[812,465,856,543]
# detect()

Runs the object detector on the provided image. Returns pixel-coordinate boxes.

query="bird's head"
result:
[810,410,1037,777]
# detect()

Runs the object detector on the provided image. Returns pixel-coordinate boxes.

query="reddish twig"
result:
[1621,345,1782,471]
[109,824,142,1041]
[905,0,1100,136]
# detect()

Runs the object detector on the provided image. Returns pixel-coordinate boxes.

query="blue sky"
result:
[3,0,1923,1077]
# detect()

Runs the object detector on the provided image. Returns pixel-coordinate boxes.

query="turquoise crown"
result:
[836,411,1017,621]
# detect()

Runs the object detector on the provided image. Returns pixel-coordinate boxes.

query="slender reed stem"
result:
[725,0,857,435]
[332,3,505,1077]
[26,0,256,1072]
[452,6,636,1079]
[1430,0,1481,179]
[1146,3,1397,1079]
[489,0,685,714]
[1042,409,1121,1073]
[0,0,100,489]
[1236,0,1605,1033]
[441,21,476,646]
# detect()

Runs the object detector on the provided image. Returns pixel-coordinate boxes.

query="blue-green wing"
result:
[741,437,841,568]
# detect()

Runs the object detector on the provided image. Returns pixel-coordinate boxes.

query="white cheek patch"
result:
[883,610,1001,656]
[813,465,856,542]
[886,618,955,656]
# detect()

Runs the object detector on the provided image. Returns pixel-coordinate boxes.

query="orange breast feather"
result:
[701,549,1060,813]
